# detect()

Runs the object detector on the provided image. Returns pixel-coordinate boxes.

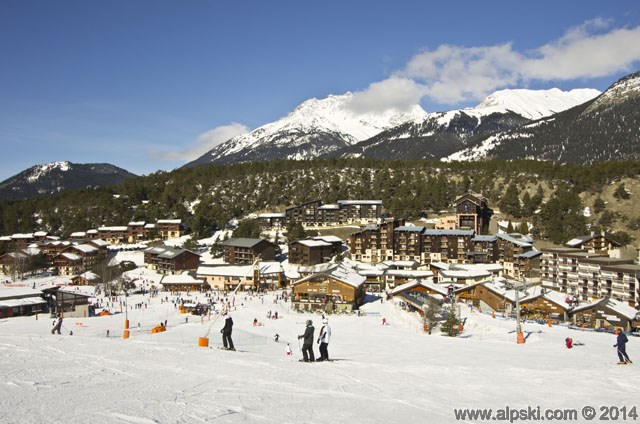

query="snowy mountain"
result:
[0,161,137,201]
[331,88,600,161]
[445,71,640,163]
[183,93,427,168]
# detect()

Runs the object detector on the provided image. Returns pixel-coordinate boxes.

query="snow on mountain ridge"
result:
[206,92,428,160]
[26,161,72,183]
[469,88,601,120]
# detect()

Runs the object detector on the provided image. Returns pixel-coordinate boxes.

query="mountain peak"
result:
[27,161,72,183]
[472,88,601,120]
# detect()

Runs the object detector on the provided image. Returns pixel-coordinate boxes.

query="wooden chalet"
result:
[288,237,342,266]
[0,288,47,318]
[97,226,128,244]
[127,221,148,243]
[71,271,101,286]
[569,298,640,331]
[52,252,84,276]
[197,262,284,291]
[42,286,93,318]
[565,232,622,255]
[285,200,322,226]
[390,280,448,316]
[221,238,277,264]
[0,251,29,276]
[144,246,201,275]
[160,273,208,292]
[257,213,286,229]
[519,287,572,322]
[455,193,493,235]
[157,219,184,240]
[292,264,366,313]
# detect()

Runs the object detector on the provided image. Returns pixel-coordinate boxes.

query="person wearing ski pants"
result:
[317,318,331,361]
[51,317,63,335]
[298,319,315,362]
[220,312,235,351]
[614,331,631,364]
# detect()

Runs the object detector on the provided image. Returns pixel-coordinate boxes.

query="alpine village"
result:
[2,70,640,341]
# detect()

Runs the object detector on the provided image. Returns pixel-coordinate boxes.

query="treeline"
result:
[1,158,639,246]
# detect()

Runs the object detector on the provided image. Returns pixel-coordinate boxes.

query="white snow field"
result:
[1,288,638,423]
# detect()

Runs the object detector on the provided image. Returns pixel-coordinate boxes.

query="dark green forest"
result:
[2,158,640,246]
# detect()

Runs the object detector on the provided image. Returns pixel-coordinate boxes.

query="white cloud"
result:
[151,123,250,161]
[346,77,426,114]
[347,20,640,111]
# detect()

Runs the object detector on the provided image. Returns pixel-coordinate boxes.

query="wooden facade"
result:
[156,219,183,240]
[222,238,276,264]
[292,265,366,313]
[455,193,492,235]
[288,239,341,266]
[144,246,201,275]
[569,298,639,331]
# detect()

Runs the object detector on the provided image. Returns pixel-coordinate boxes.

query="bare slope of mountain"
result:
[445,72,640,163]
[183,93,427,168]
[0,161,138,201]
[332,88,600,161]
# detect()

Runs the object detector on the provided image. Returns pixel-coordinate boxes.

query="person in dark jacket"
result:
[220,312,235,351]
[298,319,315,362]
[614,331,632,364]
[51,317,63,335]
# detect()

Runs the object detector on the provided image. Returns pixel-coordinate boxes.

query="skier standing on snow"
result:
[51,316,63,335]
[298,319,315,362]
[614,331,632,364]
[317,318,331,361]
[220,312,235,351]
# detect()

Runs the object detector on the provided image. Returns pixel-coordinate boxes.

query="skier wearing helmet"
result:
[298,319,315,362]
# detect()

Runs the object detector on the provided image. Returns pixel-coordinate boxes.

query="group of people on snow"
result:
[297,317,332,362]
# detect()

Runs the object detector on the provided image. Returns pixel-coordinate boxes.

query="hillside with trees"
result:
[1,158,640,253]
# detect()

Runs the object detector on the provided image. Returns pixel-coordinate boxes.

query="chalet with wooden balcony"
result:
[565,232,622,255]
[144,246,201,275]
[292,264,366,313]
[455,193,493,235]
[257,213,287,229]
[569,298,640,331]
[288,238,341,266]
[420,229,475,265]
[337,200,382,224]
[221,238,277,265]
[127,221,148,243]
[97,226,128,244]
[156,219,183,240]
[52,252,84,276]
[285,200,322,226]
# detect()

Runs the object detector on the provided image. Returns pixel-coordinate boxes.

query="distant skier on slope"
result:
[317,318,331,361]
[614,331,632,364]
[298,319,315,362]
[51,317,63,335]
[220,312,235,351]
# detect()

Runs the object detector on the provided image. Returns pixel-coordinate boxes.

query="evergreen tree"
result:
[440,304,460,337]
[233,219,261,238]
[536,185,587,244]
[499,182,522,217]
[613,183,630,200]
[593,197,606,214]
[286,220,308,242]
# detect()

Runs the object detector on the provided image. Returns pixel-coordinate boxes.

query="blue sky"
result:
[1,1,640,181]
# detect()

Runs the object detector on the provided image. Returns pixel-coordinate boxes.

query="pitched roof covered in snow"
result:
[294,264,366,289]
